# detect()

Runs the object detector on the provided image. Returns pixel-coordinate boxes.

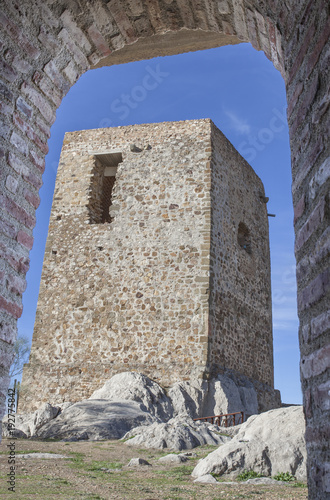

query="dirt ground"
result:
[0,437,308,499]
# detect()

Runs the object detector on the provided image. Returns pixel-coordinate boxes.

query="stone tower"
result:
[21,119,279,412]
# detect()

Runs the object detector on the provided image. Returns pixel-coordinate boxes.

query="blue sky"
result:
[18,43,302,404]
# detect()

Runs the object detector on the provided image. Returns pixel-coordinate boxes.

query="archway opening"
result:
[18,43,301,406]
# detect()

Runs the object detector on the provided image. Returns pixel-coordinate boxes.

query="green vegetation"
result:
[292,482,308,488]
[236,469,263,481]
[273,471,296,482]
[0,449,41,455]
[158,465,195,482]
[0,438,308,499]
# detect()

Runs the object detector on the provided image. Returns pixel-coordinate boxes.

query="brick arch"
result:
[0,1,328,496]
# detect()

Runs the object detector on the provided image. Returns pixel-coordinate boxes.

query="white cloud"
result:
[224,109,251,135]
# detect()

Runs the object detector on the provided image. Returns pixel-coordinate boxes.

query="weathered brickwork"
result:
[20,119,277,412]
[0,0,328,496]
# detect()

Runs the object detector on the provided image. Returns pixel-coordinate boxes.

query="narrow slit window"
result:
[88,151,122,224]
[237,222,252,254]
[102,166,117,223]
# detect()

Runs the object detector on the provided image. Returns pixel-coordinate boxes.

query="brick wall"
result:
[0,0,328,496]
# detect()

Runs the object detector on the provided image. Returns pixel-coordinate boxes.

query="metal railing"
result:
[193,411,244,427]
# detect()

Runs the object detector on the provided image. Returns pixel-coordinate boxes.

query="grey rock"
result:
[130,144,142,152]
[217,424,243,438]
[193,474,218,483]
[19,453,68,459]
[37,399,156,441]
[203,375,258,418]
[192,406,306,481]
[244,477,285,485]
[2,425,28,439]
[181,451,197,458]
[159,453,188,464]
[124,415,231,451]
[128,457,151,466]
[59,402,74,412]
[4,372,260,442]
[89,372,173,421]
[2,402,60,438]
[168,379,207,418]
[168,374,258,420]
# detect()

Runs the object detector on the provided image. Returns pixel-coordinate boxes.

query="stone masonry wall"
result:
[208,123,274,388]
[0,0,328,496]
[21,119,276,412]
[21,120,213,408]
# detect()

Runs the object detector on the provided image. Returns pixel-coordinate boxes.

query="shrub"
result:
[237,470,262,481]
[273,471,296,482]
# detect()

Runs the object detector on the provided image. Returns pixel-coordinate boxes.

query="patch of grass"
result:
[200,444,219,450]
[236,469,263,481]
[273,471,296,482]
[38,437,62,442]
[76,495,106,500]
[197,444,219,459]
[120,436,135,442]
[88,460,123,471]
[292,481,308,488]
[67,451,86,469]
[158,465,195,482]
[53,478,72,485]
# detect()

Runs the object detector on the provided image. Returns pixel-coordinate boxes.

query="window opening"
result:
[88,151,122,224]
[237,222,251,254]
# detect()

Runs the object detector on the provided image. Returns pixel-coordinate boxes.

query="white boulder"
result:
[127,458,151,466]
[192,406,307,481]
[89,372,173,421]
[168,374,258,420]
[159,453,188,464]
[193,474,218,483]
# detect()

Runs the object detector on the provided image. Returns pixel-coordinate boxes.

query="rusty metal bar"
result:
[193,411,244,427]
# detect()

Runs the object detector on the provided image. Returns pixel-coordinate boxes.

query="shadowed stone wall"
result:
[0,1,328,496]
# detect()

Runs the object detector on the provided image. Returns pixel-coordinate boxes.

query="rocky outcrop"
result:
[2,372,279,448]
[169,374,258,419]
[37,400,156,441]
[4,372,261,441]
[192,406,306,481]
[123,415,231,450]
[2,403,60,438]
[89,372,173,421]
